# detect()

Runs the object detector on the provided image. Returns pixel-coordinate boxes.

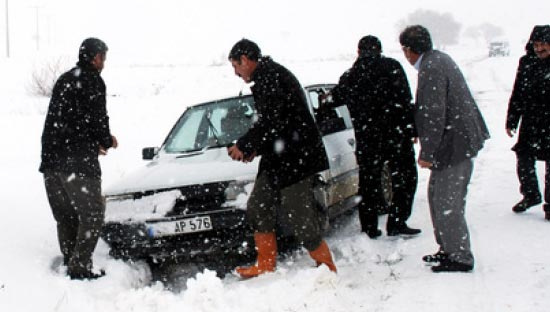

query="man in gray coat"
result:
[399,25,490,272]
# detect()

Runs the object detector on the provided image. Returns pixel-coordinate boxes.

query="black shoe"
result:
[431,259,473,273]
[68,269,105,280]
[545,211,550,221]
[365,229,382,239]
[422,250,448,263]
[512,197,542,213]
[387,225,421,236]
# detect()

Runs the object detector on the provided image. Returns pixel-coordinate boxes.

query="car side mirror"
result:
[142,147,159,160]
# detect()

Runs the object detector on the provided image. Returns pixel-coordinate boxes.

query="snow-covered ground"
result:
[1,1,550,311]
[2,43,549,312]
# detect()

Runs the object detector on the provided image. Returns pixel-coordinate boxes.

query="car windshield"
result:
[163,96,256,154]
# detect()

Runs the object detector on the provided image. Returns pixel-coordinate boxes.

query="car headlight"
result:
[224,180,254,202]
[105,190,183,222]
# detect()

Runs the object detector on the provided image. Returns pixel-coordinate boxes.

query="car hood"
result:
[104,148,259,196]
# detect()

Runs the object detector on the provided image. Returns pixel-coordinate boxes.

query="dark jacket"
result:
[330,54,415,151]
[415,50,490,169]
[39,62,113,178]
[236,56,328,188]
[506,54,550,160]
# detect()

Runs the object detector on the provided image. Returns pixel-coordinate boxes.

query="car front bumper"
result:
[101,208,254,263]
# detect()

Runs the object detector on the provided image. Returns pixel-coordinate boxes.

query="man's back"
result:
[332,55,413,142]
[415,50,489,168]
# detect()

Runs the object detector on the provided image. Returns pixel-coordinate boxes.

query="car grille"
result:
[165,182,229,216]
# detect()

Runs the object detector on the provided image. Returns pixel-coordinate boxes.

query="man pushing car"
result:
[227,38,337,278]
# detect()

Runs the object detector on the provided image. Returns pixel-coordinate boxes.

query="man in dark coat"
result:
[400,25,490,272]
[39,38,117,280]
[329,35,420,239]
[506,25,550,219]
[227,39,336,278]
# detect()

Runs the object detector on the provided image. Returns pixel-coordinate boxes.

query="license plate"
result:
[146,216,213,237]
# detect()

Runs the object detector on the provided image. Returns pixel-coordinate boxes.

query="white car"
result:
[488,41,510,57]
[101,84,359,274]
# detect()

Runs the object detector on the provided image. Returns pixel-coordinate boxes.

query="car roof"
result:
[186,83,336,110]
[305,83,336,90]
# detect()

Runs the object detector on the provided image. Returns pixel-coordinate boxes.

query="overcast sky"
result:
[1,0,548,64]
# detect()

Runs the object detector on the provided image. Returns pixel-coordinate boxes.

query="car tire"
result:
[150,260,203,291]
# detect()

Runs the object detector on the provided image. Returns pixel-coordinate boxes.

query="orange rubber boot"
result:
[236,232,277,278]
[308,240,337,273]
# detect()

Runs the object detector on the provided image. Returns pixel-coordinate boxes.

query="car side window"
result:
[219,101,254,145]
[308,88,351,135]
[334,105,353,129]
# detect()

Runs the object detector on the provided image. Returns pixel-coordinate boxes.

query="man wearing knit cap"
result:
[327,35,420,239]
[40,37,117,280]
[506,25,550,220]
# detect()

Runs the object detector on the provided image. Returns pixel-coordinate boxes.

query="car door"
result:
[305,84,359,218]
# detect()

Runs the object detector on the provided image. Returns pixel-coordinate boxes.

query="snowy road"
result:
[1,51,549,312]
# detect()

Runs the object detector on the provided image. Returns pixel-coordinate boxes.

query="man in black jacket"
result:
[39,38,117,280]
[227,39,336,278]
[506,25,550,219]
[329,35,420,239]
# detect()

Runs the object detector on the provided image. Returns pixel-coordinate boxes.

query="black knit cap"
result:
[78,38,108,64]
[358,35,382,56]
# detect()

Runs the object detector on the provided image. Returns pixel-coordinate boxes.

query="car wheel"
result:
[108,242,133,260]
[147,258,203,291]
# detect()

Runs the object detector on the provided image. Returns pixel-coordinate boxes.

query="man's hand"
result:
[506,128,515,138]
[227,144,245,162]
[318,92,333,108]
[111,135,119,148]
[418,158,433,169]
[319,93,329,103]
[228,144,256,163]
[99,146,107,155]
[99,135,118,156]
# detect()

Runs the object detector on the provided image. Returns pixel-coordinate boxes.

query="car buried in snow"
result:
[101,84,360,274]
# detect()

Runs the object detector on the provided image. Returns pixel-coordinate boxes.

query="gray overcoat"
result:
[415,50,490,169]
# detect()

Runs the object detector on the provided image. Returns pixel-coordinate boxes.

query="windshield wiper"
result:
[205,111,221,146]
[175,149,205,158]
[173,143,228,158]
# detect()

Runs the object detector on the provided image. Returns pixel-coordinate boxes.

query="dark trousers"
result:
[246,172,322,251]
[43,171,105,273]
[516,153,550,204]
[385,143,418,231]
[356,139,417,232]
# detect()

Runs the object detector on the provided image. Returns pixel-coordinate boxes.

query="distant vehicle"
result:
[488,41,510,57]
[101,84,360,277]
